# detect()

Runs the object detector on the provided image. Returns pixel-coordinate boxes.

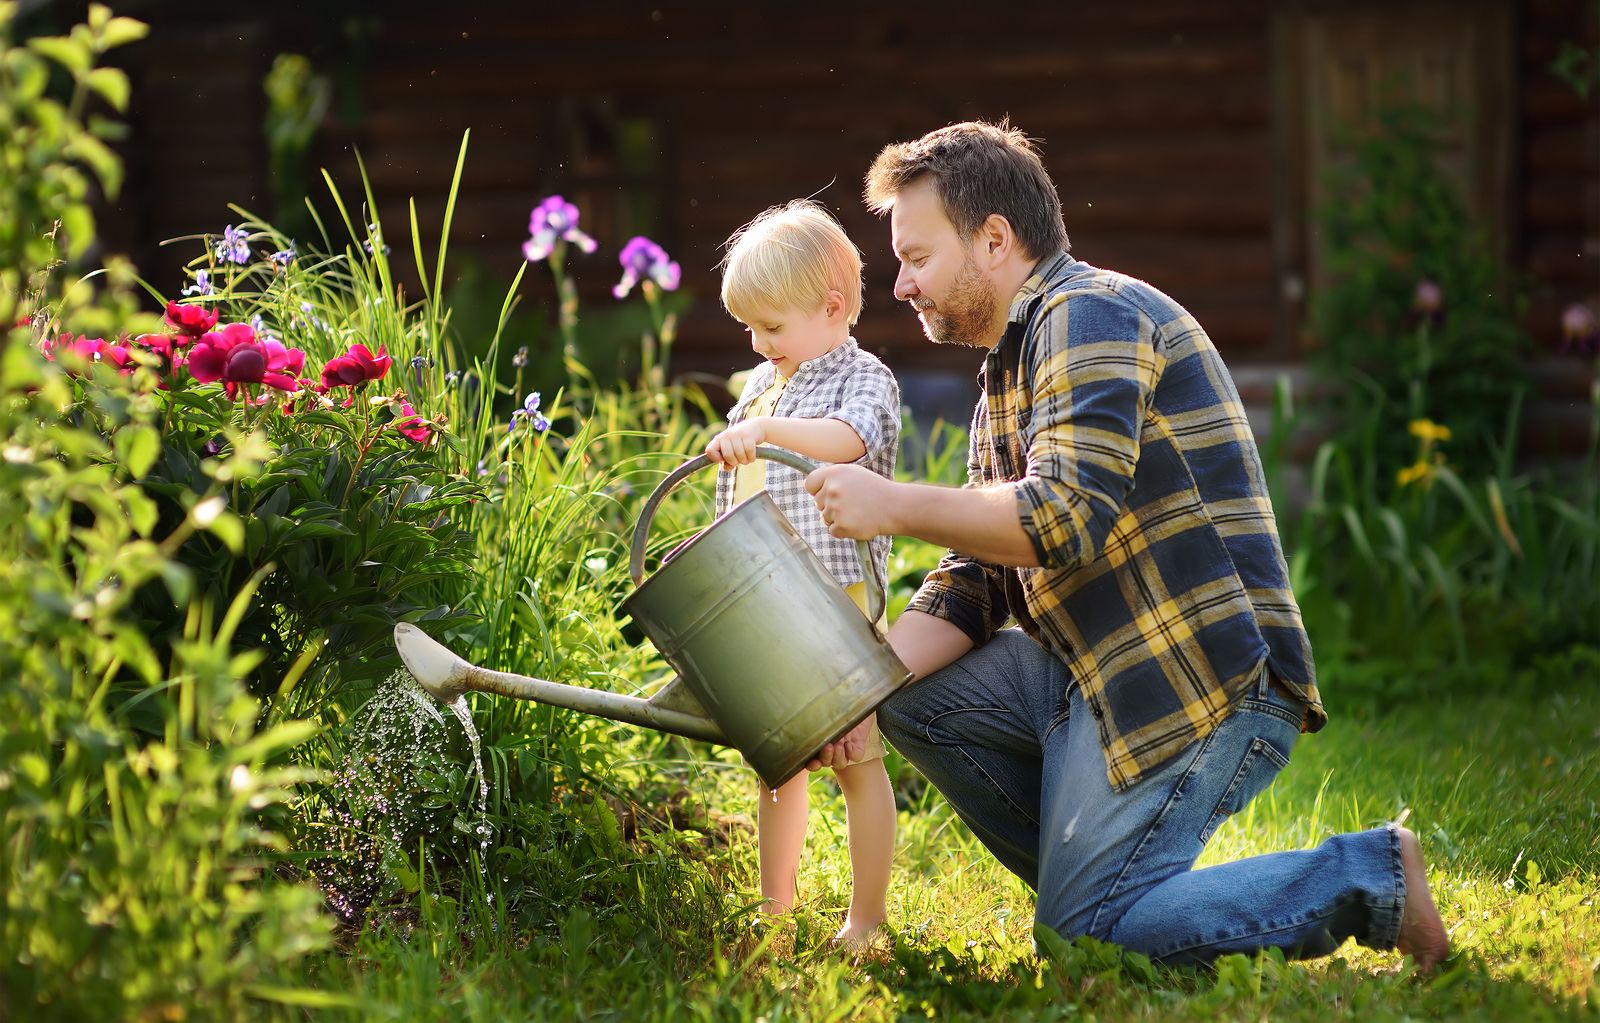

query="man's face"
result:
[889,178,999,349]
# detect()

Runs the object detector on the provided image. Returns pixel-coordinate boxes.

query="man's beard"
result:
[914,255,997,349]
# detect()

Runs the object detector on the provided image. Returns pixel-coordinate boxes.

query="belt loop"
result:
[1256,660,1273,699]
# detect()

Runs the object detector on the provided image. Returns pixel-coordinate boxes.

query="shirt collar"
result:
[1004,251,1077,327]
[790,335,859,378]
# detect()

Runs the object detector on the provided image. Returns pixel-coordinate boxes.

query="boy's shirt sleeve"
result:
[824,358,900,461]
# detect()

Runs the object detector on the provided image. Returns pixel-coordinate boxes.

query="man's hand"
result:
[805,463,898,540]
[808,714,875,771]
[705,418,767,468]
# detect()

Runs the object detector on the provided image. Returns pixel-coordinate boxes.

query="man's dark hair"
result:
[864,120,1069,259]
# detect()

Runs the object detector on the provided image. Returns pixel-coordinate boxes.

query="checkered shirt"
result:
[714,338,900,591]
[908,253,1324,792]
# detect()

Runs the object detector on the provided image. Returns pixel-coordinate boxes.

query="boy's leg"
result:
[832,756,895,941]
[876,628,1072,890]
[757,772,810,913]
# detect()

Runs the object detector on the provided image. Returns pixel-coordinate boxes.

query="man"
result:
[804,121,1449,969]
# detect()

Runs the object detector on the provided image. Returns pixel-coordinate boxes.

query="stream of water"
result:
[313,668,492,923]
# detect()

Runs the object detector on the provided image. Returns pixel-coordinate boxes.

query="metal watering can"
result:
[394,446,912,789]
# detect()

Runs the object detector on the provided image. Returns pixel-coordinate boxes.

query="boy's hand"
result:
[705,418,767,467]
[808,714,875,771]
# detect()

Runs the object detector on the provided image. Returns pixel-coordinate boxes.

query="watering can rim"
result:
[626,446,885,623]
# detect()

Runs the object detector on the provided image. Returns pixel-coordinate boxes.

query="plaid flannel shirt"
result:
[715,338,900,590]
[908,254,1323,791]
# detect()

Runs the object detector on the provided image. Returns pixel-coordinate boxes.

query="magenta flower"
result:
[612,236,680,299]
[165,301,217,339]
[186,322,306,399]
[1561,303,1598,357]
[523,196,597,262]
[320,343,393,388]
[41,335,133,375]
[392,401,434,444]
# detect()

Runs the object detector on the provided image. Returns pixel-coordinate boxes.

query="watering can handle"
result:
[628,446,886,625]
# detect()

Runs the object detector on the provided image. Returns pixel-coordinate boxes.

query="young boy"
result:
[704,199,901,949]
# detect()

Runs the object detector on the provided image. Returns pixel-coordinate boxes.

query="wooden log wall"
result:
[89,1,1599,451]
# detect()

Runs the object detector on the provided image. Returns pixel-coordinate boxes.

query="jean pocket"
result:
[1198,736,1290,844]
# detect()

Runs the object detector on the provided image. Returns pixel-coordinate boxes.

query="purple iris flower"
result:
[269,243,297,267]
[1562,303,1598,357]
[1411,279,1445,327]
[215,225,251,265]
[182,269,214,297]
[509,390,550,432]
[612,236,681,299]
[523,196,597,262]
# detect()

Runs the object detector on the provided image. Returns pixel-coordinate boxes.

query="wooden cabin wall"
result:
[90,1,1599,450]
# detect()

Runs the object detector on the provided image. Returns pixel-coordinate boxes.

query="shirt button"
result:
[1090,703,1104,719]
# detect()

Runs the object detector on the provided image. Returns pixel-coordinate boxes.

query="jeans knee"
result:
[875,689,919,749]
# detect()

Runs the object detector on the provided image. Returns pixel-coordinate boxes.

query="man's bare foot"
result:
[1394,827,1450,973]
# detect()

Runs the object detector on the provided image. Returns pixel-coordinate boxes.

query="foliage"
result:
[262,52,330,238]
[0,3,146,326]
[1311,103,1528,480]
[0,331,333,1019]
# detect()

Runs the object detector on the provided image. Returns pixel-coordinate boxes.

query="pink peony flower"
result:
[186,322,306,399]
[41,335,134,374]
[320,343,393,388]
[392,401,434,444]
[165,301,218,339]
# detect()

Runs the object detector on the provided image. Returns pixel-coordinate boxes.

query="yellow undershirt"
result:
[731,371,874,618]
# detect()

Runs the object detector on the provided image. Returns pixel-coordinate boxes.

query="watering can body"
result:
[395,448,912,789]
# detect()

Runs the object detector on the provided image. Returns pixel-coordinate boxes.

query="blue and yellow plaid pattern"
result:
[908,254,1323,791]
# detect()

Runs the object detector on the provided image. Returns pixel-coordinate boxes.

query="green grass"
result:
[285,679,1598,1021]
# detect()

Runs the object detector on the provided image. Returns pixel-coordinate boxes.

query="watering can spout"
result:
[392,623,728,745]
[394,623,472,702]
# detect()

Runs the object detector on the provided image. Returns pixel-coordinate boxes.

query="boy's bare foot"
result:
[833,920,889,956]
[1394,827,1450,973]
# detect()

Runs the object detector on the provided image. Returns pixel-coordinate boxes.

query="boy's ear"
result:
[977,214,1015,270]
[823,289,847,321]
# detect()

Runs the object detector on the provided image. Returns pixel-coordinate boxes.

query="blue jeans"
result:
[878,629,1405,965]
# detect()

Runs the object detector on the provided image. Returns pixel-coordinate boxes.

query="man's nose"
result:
[893,267,917,303]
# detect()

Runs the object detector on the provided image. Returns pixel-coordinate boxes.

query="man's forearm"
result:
[886,480,1040,567]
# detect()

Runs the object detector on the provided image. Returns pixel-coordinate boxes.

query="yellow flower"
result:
[1397,460,1435,487]
[1407,419,1452,443]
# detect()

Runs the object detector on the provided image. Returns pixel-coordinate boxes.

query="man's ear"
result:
[977,214,1015,270]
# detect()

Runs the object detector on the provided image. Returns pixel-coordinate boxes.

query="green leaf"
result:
[97,15,150,51]
[67,132,123,197]
[113,424,160,478]
[206,508,245,554]
[243,986,361,1010]
[123,486,158,536]
[84,66,130,112]
[28,35,91,75]
[59,204,95,260]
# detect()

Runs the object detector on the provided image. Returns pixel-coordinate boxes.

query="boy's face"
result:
[737,290,848,377]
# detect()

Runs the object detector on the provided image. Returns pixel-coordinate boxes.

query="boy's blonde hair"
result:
[720,199,864,326]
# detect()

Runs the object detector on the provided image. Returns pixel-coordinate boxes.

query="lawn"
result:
[295,678,1599,1022]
